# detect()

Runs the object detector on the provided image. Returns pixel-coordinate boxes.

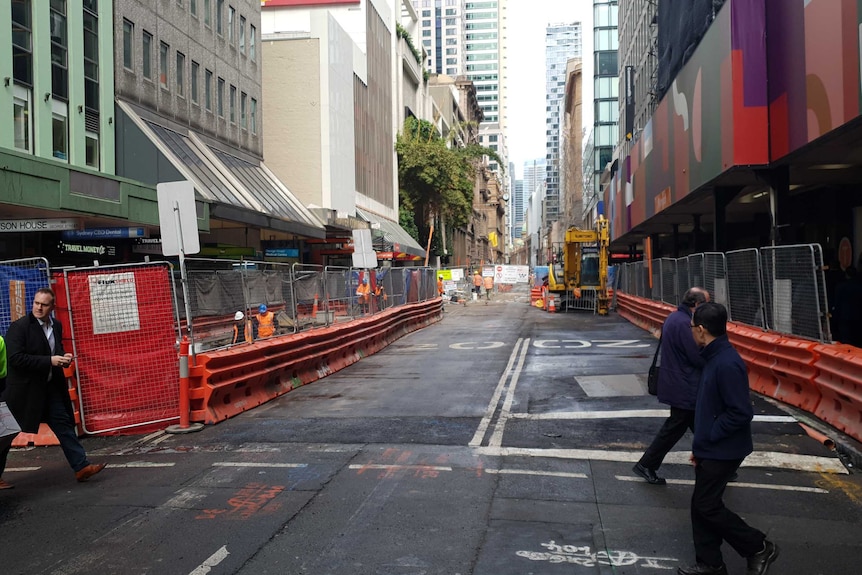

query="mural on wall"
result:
[608,0,862,242]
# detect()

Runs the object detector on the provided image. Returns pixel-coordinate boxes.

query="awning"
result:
[355,208,425,258]
[117,100,325,239]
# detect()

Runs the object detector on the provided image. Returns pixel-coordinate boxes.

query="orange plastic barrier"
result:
[812,344,862,442]
[728,325,778,397]
[12,364,81,447]
[768,337,821,413]
[188,299,442,424]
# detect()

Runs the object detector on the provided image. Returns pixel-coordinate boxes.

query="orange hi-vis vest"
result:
[257,311,275,338]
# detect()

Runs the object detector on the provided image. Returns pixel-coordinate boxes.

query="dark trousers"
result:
[0,432,16,477]
[638,406,695,470]
[44,395,89,472]
[692,458,765,567]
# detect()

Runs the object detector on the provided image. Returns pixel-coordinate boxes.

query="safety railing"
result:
[174,259,440,352]
[614,243,832,343]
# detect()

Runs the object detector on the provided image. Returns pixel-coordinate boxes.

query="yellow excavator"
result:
[546,214,610,315]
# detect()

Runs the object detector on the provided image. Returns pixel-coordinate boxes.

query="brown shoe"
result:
[75,462,106,482]
[0,479,14,489]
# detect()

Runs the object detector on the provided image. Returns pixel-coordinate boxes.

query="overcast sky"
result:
[506,1,593,179]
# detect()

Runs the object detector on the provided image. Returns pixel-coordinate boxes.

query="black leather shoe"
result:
[633,462,667,485]
[678,563,728,575]
[746,540,779,575]
[676,563,727,575]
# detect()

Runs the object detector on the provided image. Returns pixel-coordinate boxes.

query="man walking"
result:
[678,302,778,575]
[3,288,105,483]
[633,287,709,485]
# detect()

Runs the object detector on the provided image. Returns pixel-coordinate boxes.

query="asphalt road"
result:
[2,287,861,575]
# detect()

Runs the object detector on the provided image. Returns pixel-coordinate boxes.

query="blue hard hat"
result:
[259,304,267,313]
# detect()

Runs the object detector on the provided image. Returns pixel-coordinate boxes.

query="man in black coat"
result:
[633,287,709,485]
[3,287,105,483]
[677,302,778,575]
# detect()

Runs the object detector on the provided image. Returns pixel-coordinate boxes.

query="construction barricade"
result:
[812,344,862,442]
[187,298,442,424]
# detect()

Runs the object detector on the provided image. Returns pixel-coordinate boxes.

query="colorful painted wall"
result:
[608,0,862,242]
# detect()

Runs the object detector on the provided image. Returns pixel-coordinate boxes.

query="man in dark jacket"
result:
[3,288,105,483]
[678,302,778,575]
[633,287,708,485]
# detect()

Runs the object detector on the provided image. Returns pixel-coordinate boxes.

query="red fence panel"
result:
[64,263,180,434]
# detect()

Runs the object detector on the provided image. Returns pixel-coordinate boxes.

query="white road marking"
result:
[487,469,588,479]
[469,338,526,447]
[475,446,848,474]
[488,337,531,448]
[108,462,175,468]
[5,466,41,472]
[188,545,230,575]
[349,464,453,472]
[509,410,797,423]
[450,341,506,349]
[615,475,829,493]
[212,462,308,468]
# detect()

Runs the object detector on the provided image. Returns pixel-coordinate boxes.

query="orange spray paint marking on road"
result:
[197,483,285,520]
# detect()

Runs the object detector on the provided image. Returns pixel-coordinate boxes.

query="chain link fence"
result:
[175,259,440,352]
[616,243,832,342]
[0,257,51,333]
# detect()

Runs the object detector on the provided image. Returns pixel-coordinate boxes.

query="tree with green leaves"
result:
[396,117,502,263]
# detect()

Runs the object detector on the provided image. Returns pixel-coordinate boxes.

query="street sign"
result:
[157,181,200,256]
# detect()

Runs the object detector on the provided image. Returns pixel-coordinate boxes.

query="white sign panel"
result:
[157,181,200,256]
[351,228,378,268]
[89,272,141,334]
[0,219,79,232]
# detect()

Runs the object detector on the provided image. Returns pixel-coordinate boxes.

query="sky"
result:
[505,0,593,179]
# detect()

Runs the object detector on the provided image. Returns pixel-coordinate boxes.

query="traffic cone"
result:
[312,293,319,316]
[548,295,556,313]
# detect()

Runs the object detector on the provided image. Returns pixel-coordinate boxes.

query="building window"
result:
[50,1,68,100]
[52,101,68,161]
[191,61,199,103]
[229,84,236,123]
[12,87,31,153]
[176,51,185,96]
[85,131,99,169]
[205,69,213,110]
[228,6,234,43]
[217,77,224,116]
[250,97,257,134]
[240,91,247,129]
[249,24,256,61]
[142,31,152,79]
[83,0,99,112]
[216,0,223,35]
[12,0,33,87]
[123,19,134,70]
[239,16,245,53]
[204,0,211,27]
[159,42,169,89]
[190,0,196,16]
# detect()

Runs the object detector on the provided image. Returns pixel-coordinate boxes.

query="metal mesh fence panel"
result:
[760,244,829,341]
[0,257,50,333]
[64,262,180,434]
[324,266,355,320]
[292,264,326,329]
[677,257,690,295]
[660,258,678,306]
[726,248,764,327]
[650,259,662,301]
[688,254,704,294]
[703,253,728,307]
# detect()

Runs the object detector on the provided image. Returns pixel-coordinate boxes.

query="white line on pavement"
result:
[5,466,41,472]
[486,469,588,479]
[615,475,829,494]
[108,462,176,468]
[212,462,308,468]
[188,545,230,575]
[508,410,797,423]
[349,464,453,472]
[488,337,531,448]
[475,446,848,474]
[469,337,525,447]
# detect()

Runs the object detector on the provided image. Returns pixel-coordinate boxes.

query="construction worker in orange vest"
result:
[256,304,275,338]
[438,275,444,297]
[232,311,252,344]
[356,277,372,315]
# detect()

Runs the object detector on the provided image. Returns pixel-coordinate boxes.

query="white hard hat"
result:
[234,311,244,321]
